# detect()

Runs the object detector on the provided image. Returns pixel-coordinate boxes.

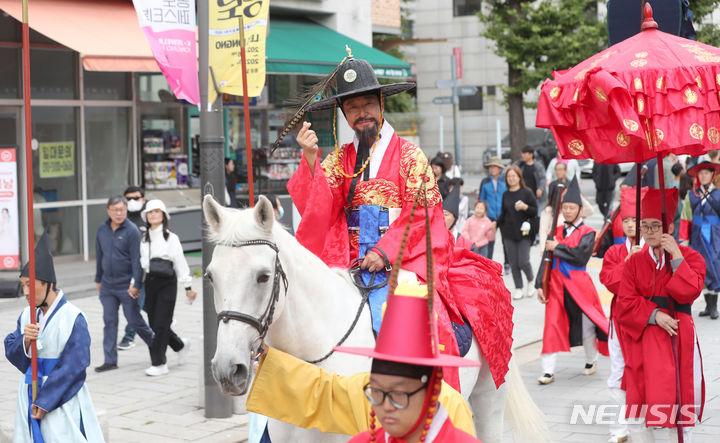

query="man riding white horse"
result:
[287,49,513,392]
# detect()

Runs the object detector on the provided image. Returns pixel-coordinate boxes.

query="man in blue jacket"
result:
[479,157,506,261]
[94,195,154,372]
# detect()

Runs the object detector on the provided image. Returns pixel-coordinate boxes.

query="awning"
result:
[267,18,411,79]
[0,0,158,72]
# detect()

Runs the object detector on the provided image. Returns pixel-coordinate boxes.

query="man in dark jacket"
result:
[94,195,154,372]
[118,186,147,350]
[592,162,621,218]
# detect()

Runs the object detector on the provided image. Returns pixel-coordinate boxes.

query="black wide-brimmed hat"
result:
[307,57,415,111]
[562,176,583,206]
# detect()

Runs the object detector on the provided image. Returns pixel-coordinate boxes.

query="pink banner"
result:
[0,148,20,270]
[133,0,199,104]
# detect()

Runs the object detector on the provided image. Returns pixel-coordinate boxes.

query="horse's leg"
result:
[466,337,508,443]
[267,419,349,443]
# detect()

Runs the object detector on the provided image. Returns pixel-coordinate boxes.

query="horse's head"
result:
[203,194,286,395]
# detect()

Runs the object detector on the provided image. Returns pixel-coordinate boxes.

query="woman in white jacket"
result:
[141,199,197,376]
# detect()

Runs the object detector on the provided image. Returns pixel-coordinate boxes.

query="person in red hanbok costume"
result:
[616,188,705,442]
[534,177,609,385]
[286,53,512,391]
[599,186,647,443]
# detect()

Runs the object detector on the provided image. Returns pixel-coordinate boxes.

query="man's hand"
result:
[96,282,101,292]
[626,245,643,261]
[31,405,46,420]
[545,239,558,252]
[297,122,319,175]
[24,323,39,349]
[660,234,682,260]
[537,288,548,304]
[360,250,386,273]
[536,189,542,199]
[186,289,197,302]
[127,286,140,299]
[654,311,679,336]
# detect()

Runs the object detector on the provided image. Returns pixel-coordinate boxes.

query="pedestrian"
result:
[94,195,154,372]
[431,155,450,199]
[225,157,239,208]
[599,187,644,443]
[679,161,720,319]
[514,145,547,206]
[616,188,705,442]
[592,162,621,218]
[245,282,480,442]
[141,199,196,376]
[449,177,468,238]
[118,185,147,351]
[460,200,495,258]
[539,161,569,252]
[535,177,609,385]
[496,166,538,300]
[4,232,104,442]
[284,53,513,392]
[442,185,461,232]
[479,156,506,261]
[545,155,579,183]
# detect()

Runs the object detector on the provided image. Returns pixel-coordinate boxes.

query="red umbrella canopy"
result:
[537,3,720,164]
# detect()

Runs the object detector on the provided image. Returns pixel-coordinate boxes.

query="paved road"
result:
[0,174,717,442]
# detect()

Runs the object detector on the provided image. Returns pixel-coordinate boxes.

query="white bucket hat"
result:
[141,199,170,221]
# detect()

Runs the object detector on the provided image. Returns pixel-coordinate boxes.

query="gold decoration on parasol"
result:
[696,76,703,90]
[635,51,648,58]
[623,119,639,132]
[568,139,585,155]
[690,123,704,140]
[684,88,698,105]
[634,78,643,90]
[550,87,561,100]
[637,97,645,113]
[631,59,648,68]
[595,87,608,102]
[616,131,630,147]
[708,127,720,144]
[656,76,665,90]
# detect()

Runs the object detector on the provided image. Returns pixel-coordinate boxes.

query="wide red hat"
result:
[619,187,649,220]
[687,161,720,178]
[335,283,480,368]
[641,187,678,226]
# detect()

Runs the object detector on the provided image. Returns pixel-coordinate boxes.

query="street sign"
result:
[436,79,456,89]
[433,96,455,105]
[456,86,478,96]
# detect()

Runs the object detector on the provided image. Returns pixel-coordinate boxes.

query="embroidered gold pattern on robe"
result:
[400,143,441,206]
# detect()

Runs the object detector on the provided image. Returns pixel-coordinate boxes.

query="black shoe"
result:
[94,363,118,373]
[699,293,711,316]
[708,293,718,319]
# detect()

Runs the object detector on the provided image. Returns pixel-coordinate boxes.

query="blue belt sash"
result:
[613,236,626,245]
[351,205,390,334]
[696,214,719,247]
[552,258,587,279]
[24,357,58,443]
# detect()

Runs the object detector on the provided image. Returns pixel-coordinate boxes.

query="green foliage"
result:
[691,0,720,47]
[479,0,607,108]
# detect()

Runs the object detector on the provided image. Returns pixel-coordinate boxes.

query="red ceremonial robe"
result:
[536,223,609,355]
[288,131,513,390]
[616,245,706,428]
[348,407,481,443]
[599,241,634,388]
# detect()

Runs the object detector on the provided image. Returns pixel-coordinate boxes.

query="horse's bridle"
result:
[215,239,288,357]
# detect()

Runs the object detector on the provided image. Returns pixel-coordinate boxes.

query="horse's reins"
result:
[213,238,372,364]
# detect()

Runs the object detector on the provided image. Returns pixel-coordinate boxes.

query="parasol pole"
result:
[21,0,39,407]
[238,12,254,207]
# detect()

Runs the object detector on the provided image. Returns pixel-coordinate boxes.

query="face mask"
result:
[127,199,143,213]
[277,206,284,220]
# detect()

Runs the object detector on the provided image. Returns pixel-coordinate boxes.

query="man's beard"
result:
[354,118,379,151]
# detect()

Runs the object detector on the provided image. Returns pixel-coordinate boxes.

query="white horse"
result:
[205,195,547,443]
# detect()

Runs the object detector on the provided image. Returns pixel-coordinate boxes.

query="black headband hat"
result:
[562,176,583,206]
[20,230,56,284]
[371,358,434,383]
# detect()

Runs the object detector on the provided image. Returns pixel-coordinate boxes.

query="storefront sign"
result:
[132,0,200,104]
[209,0,270,103]
[39,142,75,178]
[0,148,19,269]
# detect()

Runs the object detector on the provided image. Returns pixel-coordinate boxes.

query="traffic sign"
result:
[436,79,456,89]
[456,86,478,96]
[432,96,455,105]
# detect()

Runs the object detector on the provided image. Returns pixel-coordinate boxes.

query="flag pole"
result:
[21,0,38,404]
[238,13,254,207]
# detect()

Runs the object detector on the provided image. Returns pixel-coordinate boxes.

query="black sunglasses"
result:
[125,196,143,201]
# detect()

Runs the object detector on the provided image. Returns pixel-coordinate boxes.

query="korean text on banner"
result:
[132,0,200,104]
[209,0,270,103]
[39,142,75,178]
[0,148,20,269]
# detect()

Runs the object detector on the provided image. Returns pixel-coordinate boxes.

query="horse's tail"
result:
[504,357,552,443]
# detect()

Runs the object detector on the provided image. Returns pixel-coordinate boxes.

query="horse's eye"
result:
[257,273,270,284]
[205,271,213,282]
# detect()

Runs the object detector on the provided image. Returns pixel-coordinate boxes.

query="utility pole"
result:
[198,0,233,418]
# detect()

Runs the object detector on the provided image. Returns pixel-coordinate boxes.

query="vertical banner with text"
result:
[209,0,270,104]
[0,149,19,269]
[133,0,200,104]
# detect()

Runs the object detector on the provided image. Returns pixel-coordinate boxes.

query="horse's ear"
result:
[203,194,225,234]
[254,195,274,232]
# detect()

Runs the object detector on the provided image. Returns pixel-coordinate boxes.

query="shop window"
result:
[86,107,131,199]
[31,107,80,201]
[0,48,20,98]
[30,49,77,99]
[453,0,482,16]
[0,12,19,42]
[139,106,187,189]
[137,73,178,103]
[84,72,130,100]
[38,205,82,256]
[87,204,111,257]
[459,86,483,111]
